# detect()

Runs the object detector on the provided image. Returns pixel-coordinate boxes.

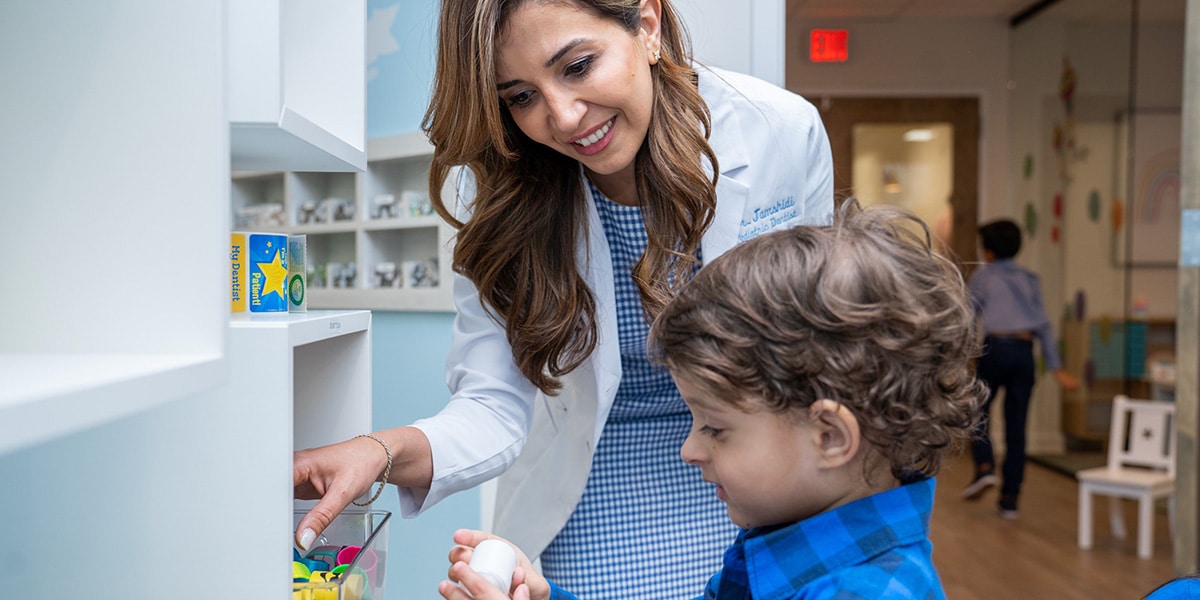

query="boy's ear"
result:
[807,399,860,468]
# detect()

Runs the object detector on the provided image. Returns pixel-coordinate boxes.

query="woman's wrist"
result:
[372,426,434,489]
[351,433,392,506]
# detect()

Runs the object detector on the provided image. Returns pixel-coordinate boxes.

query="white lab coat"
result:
[402,65,834,560]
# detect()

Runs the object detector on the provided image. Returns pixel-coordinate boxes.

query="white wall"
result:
[785,19,1012,222]
[675,0,785,86]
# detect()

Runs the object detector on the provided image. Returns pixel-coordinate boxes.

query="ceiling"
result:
[787,0,1187,24]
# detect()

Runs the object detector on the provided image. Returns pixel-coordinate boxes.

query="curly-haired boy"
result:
[442,200,987,600]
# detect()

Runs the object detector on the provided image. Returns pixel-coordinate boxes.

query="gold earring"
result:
[652,49,661,64]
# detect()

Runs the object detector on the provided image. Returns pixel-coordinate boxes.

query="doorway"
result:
[813,97,980,274]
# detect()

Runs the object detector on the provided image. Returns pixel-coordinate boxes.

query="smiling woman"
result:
[292,1,835,598]
[493,2,658,195]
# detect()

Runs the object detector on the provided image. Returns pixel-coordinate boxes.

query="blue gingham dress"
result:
[537,182,739,599]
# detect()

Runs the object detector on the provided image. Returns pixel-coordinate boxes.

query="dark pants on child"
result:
[971,336,1035,499]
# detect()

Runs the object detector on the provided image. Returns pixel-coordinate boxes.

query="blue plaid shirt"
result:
[547,478,945,600]
[702,477,944,600]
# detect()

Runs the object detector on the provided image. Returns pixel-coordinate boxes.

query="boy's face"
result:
[676,374,838,529]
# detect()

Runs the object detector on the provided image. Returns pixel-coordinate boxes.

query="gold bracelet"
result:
[352,433,392,506]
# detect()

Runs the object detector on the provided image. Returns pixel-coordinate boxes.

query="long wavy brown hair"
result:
[423,0,718,394]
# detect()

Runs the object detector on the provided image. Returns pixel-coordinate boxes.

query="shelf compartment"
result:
[290,171,358,226]
[305,232,358,290]
[360,228,441,291]
[364,154,434,221]
[232,172,287,229]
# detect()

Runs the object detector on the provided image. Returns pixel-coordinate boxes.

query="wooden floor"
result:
[931,453,1177,599]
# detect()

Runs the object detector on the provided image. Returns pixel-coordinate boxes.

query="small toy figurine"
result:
[307,263,327,289]
[374,262,399,288]
[404,191,434,217]
[333,262,357,288]
[333,199,355,221]
[373,194,401,219]
[404,259,438,288]
[299,200,319,224]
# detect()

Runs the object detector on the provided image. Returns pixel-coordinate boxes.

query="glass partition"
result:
[1009,0,1185,444]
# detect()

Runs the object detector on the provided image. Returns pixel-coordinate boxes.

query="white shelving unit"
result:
[232,131,456,312]
[1,2,371,599]
[228,0,367,172]
[0,1,230,451]
[201,310,373,600]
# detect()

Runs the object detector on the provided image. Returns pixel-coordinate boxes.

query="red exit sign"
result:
[810,29,848,63]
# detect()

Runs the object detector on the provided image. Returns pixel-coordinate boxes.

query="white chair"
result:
[1076,395,1176,559]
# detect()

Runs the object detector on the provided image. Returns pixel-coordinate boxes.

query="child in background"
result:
[439,200,987,600]
[961,219,1080,518]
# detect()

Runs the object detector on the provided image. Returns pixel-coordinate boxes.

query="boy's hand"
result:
[1054,369,1081,392]
[439,529,550,600]
[439,561,531,600]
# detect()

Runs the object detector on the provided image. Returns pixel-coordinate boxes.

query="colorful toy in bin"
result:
[294,561,370,600]
[306,570,354,600]
[293,560,312,580]
[336,545,361,567]
[295,558,328,574]
[291,510,388,600]
[305,545,340,571]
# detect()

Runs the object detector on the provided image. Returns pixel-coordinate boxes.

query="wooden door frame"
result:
[814,97,980,275]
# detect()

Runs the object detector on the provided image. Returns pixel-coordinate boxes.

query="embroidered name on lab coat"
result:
[737,196,798,242]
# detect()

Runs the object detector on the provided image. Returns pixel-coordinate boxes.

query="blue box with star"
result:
[231,232,289,312]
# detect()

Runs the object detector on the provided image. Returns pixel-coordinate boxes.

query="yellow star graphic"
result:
[257,248,288,301]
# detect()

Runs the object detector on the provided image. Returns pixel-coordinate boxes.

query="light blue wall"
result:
[367,0,438,139]
[370,311,473,599]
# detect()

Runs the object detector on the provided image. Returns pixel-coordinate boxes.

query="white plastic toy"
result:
[466,539,517,596]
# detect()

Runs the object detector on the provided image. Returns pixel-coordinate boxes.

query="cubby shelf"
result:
[197,310,373,600]
[232,131,456,312]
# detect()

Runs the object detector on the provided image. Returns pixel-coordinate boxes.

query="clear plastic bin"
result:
[293,509,390,600]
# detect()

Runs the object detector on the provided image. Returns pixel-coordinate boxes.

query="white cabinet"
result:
[1,2,372,598]
[202,310,372,599]
[4,4,233,598]
[232,131,456,312]
[228,0,367,172]
[0,311,373,600]
[0,0,229,453]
